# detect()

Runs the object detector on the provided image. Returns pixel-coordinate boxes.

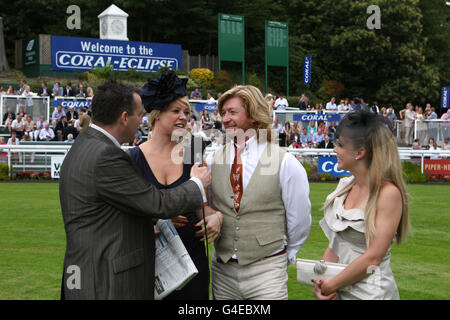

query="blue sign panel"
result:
[442,87,449,109]
[194,103,218,112]
[303,56,311,84]
[318,156,352,177]
[51,35,182,72]
[293,113,341,122]
[52,99,92,109]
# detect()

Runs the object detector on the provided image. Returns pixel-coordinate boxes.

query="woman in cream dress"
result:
[313,111,410,300]
[415,107,427,145]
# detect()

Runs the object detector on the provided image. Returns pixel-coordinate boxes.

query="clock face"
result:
[101,20,108,35]
[111,19,124,35]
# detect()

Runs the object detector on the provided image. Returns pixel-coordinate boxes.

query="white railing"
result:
[0,144,135,177]
[0,95,94,128]
[2,144,449,177]
[273,110,350,123]
[413,119,450,146]
[1,145,71,176]
[0,95,51,125]
[273,111,450,147]
[188,99,216,105]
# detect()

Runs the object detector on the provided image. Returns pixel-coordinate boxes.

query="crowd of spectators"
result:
[272,118,336,150]
[265,92,449,150]
[2,104,91,143]
[1,84,449,160]
[398,103,446,147]
[265,93,450,149]
[1,80,95,146]
[0,80,94,99]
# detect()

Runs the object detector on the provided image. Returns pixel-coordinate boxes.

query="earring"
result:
[354,157,359,160]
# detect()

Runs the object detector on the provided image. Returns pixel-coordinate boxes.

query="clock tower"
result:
[98,4,128,41]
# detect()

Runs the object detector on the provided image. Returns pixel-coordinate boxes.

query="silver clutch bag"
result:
[296,258,347,286]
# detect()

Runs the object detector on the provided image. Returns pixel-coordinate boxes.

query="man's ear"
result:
[119,111,128,125]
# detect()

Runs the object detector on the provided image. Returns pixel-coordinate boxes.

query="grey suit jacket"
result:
[59,126,203,300]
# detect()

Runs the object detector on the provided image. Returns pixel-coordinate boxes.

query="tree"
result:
[285,0,328,95]
[1,0,446,110]
[419,0,450,101]
[285,0,442,109]
[0,17,10,72]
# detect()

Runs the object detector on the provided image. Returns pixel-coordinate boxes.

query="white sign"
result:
[51,155,66,179]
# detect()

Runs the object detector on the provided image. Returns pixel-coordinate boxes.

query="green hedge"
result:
[287,96,300,108]
[402,161,429,183]
[0,164,10,180]
[0,159,438,184]
[300,161,433,184]
[302,162,312,176]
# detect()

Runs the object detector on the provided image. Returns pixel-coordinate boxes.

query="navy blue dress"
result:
[128,146,210,300]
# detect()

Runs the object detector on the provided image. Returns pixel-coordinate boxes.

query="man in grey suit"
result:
[59,81,210,300]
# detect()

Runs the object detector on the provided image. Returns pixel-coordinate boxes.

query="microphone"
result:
[193,135,204,166]
[192,134,209,259]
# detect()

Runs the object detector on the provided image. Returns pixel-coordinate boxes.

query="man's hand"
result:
[171,215,188,229]
[195,211,223,244]
[190,162,211,188]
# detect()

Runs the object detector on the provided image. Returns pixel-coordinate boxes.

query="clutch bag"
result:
[296,258,347,286]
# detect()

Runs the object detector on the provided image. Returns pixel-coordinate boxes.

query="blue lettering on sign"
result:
[442,87,449,109]
[52,99,92,109]
[303,56,311,84]
[318,156,352,177]
[293,113,341,122]
[195,103,218,112]
[51,35,181,72]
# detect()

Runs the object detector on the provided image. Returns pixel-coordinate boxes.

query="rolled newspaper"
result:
[154,220,199,300]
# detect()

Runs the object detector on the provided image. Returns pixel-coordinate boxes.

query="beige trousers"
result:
[405,126,414,145]
[211,251,288,300]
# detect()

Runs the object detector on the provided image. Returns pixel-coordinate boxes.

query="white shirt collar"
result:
[89,123,121,148]
[230,134,270,159]
[232,134,257,149]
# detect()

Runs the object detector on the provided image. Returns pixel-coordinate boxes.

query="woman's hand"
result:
[171,215,189,229]
[312,279,338,300]
[195,211,223,244]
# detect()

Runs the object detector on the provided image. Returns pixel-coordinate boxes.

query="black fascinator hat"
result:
[140,70,188,113]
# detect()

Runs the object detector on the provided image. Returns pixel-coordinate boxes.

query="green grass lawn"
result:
[0,182,449,300]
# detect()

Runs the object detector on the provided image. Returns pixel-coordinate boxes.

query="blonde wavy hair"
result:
[217,85,273,142]
[324,111,410,246]
[148,96,191,128]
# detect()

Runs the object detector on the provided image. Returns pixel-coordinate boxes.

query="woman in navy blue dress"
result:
[129,71,223,300]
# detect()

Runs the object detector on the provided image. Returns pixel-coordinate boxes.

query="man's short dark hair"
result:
[92,81,140,125]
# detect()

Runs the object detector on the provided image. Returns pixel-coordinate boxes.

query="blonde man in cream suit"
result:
[206,85,311,300]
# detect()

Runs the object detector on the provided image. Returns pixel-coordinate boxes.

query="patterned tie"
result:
[230,143,243,213]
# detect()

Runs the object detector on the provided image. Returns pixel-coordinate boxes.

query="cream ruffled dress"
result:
[319,176,400,300]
